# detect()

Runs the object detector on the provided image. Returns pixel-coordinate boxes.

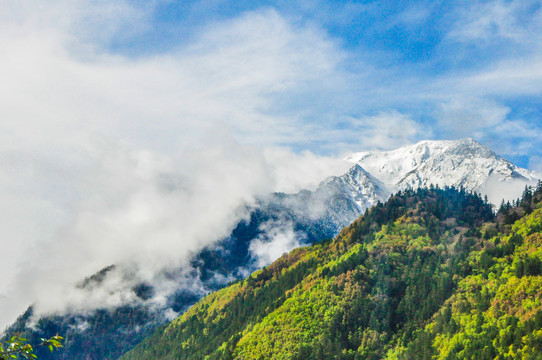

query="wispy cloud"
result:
[436,97,510,138]
[348,111,427,150]
[248,219,306,269]
[0,4,354,327]
[448,0,542,43]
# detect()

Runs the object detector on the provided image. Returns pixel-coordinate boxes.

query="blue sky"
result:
[82,0,542,167]
[1,0,542,328]
[2,0,542,165]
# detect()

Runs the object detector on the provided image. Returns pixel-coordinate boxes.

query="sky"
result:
[1,0,542,329]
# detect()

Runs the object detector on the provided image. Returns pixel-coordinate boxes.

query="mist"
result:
[0,4,354,329]
[249,219,308,269]
[0,132,351,329]
[481,174,538,206]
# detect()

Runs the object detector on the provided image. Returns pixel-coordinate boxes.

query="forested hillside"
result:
[4,140,538,360]
[2,186,352,360]
[120,185,542,359]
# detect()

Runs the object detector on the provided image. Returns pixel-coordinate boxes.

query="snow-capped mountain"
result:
[324,164,390,209]
[271,138,539,241]
[340,138,538,208]
[7,138,539,360]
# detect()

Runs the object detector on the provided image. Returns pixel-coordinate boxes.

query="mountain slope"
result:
[4,139,539,360]
[121,186,542,360]
[400,191,542,359]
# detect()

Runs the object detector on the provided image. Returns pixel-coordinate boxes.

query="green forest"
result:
[119,184,542,360]
[8,184,542,360]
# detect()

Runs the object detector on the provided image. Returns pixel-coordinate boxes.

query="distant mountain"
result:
[3,138,539,360]
[346,138,537,193]
[274,138,538,237]
[119,185,542,360]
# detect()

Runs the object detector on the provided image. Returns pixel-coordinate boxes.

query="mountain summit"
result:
[340,138,537,207]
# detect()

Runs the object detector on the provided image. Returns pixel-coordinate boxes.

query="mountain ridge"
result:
[345,138,537,193]
[119,185,542,359]
[3,138,540,360]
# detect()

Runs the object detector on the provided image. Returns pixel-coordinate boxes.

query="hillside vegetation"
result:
[2,191,343,360]
[120,185,542,359]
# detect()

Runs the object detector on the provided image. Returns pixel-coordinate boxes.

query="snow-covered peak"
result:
[258,138,539,254]
[347,139,487,178]
[345,138,537,192]
[341,138,539,205]
[323,164,390,210]
[346,138,488,163]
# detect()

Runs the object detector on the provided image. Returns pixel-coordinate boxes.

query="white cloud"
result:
[248,220,306,269]
[436,97,510,138]
[481,174,537,206]
[528,155,542,176]
[263,148,351,193]
[0,0,156,48]
[346,111,426,151]
[435,97,541,157]
[448,0,531,42]
[440,0,542,98]
[0,4,355,328]
[0,5,350,154]
[1,133,349,326]
[459,57,542,96]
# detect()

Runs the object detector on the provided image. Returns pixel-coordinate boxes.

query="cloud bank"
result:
[249,220,307,270]
[0,4,356,328]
